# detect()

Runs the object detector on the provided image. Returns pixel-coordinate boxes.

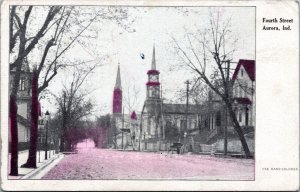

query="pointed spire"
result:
[115,64,121,89]
[151,44,156,70]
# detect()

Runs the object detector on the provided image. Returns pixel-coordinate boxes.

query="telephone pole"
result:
[222,60,236,155]
[184,80,190,132]
[121,107,124,150]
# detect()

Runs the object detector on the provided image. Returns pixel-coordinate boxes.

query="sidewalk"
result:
[8,149,61,179]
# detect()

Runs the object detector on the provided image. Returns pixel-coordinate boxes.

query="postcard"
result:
[1,0,299,191]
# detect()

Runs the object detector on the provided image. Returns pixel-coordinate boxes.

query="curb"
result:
[21,154,62,179]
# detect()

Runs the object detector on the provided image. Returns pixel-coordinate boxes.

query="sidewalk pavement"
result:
[8,149,62,179]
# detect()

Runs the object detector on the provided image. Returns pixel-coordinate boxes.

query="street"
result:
[42,142,254,180]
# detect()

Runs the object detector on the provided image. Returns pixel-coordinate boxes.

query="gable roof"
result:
[232,59,255,82]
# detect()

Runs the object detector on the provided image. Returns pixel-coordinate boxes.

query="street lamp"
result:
[144,132,148,150]
[38,122,41,163]
[183,131,187,153]
[45,111,50,160]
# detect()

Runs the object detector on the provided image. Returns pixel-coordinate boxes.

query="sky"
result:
[43,6,255,118]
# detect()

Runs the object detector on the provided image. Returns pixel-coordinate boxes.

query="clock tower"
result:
[146,45,160,99]
[144,45,162,116]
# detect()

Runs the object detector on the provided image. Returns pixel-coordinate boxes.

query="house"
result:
[9,62,32,151]
[232,59,255,127]
[202,59,255,155]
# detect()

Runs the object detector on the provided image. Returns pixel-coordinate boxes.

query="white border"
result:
[1,0,299,191]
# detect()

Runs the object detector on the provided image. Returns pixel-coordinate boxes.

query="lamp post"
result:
[144,132,148,150]
[38,125,40,163]
[45,111,50,160]
[183,131,187,153]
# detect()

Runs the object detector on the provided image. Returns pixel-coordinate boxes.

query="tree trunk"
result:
[227,102,251,157]
[60,93,66,152]
[22,70,39,168]
[65,139,72,151]
[9,95,18,176]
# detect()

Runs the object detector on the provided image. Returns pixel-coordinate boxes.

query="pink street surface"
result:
[42,140,254,180]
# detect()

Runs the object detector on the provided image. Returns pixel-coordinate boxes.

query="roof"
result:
[151,44,156,70]
[233,97,252,105]
[114,65,121,89]
[162,103,199,114]
[232,59,255,82]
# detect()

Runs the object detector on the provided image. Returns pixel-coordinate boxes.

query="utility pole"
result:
[60,92,66,152]
[222,60,236,155]
[121,107,124,150]
[224,60,230,155]
[184,80,190,132]
[138,104,145,151]
[160,84,165,140]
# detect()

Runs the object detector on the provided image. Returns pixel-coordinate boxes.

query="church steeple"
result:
[146,45,160,100]
[115,64,121,89]
[151,45,156,70]
[113,64,122,114]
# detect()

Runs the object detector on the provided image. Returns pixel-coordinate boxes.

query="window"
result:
[19,77,25,91]
[147,119,151,133]
[245,107,249,126]
[239,86,242,97]
[180,120,187,131]
[216,111,221,126]
[241,69,244,77]
[239,111,242,122]
[211,115,214,129]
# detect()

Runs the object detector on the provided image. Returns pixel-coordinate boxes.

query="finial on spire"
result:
[151,44,156,70]
[115,64,121,89]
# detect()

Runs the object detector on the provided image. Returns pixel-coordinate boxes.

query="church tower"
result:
[146,45,160,99]
[112,65,122,114]
[144,45,162,138]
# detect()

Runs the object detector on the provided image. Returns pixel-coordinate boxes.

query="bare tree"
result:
[9,6,62,174]
[53,67,96,151]
[171,9,251,157]
[10,5,135,170]
[175,77,209,105]
[123,77,141,114]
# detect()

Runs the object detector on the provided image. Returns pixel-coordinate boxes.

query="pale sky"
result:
[42,6,255,117]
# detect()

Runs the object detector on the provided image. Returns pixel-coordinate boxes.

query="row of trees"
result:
[9,5,133,175]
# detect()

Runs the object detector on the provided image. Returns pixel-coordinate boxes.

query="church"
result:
[110,64,140,150]
[110,46,201,152]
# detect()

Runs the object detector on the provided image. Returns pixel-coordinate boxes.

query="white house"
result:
[232,59,255,127]
[9,63,32,150]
